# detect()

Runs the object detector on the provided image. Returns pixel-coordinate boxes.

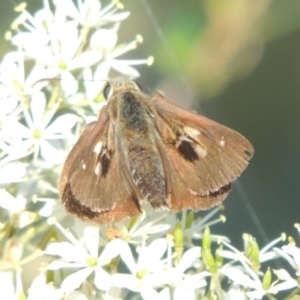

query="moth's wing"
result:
[59,105,141,224]
[152,96,254,211]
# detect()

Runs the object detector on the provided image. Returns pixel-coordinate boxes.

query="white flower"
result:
[0,88,20,123]
[91,31,152,76]
[53,0,130,28]
[26,21,101,94]
[106,204,171,245]
[0,188,36,228]
[219,244,298,299]
[45,223,128,293]
[0,162,26,184]
[172,273,208,300]
[0,51,57,98]
[281,243,300,276]
[0,270,23,300]
[84,30,153,101]
[11,7,53,50]
[112,239,169,293]
[245,269,297,299]
[141,287,171,300]
[27,272,64,300]
[0,92,77,164]
[170,207,230,247]
[0,188,26,214]
[160,239,208,300]
[279,223,300,276]
[11,4,102,95]
[219,234,283,273]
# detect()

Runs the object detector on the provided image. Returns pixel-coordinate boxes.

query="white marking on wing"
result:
[95,162,101,175]
[184,126,200,139]
[195,144,207,157]
[220,136,225,147]
[93,142,102,154]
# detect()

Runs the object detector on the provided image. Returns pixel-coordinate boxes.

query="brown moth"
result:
[59,77,254,224]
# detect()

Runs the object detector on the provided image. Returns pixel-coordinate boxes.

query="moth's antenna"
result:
[32,78,108,88]
[139,0,195,101]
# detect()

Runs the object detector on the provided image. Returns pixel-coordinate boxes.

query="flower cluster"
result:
[0,1,300,300]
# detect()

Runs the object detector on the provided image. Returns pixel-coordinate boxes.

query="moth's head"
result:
[103,77,142,101]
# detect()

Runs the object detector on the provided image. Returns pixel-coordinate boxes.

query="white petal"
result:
[141,287,170,300]
[177,247,201,273]
[0,163,26,183]
[0,97,18,116]
[65,291,88,300]
[84,64,109,100]
[0,271,16,294]
[259,250,279,262]
[69,51,102,70]
[271,280,298,293]
[45,114,78,134]
[138,239,167,270]
[1,120,30,138]
[26,67,58,93]
[61,268,92,293]
[90,29,117,50]
[30,92,46,126]
[174,289,196,300]
[45,242,85,262]
[282,245,300,265]
[94,61,110,81]
[134,224,171,236]
[81,0,100,24]
[274,247,295,269]
[83,226,99,257]
[48,260,86,270]
[144,271,172,287]
[39,140,65,164]
[59,22,80,60]
[104,287,122,300]
[118,242,136,274]
[0,140,33,163]
[54,0,80,21]
[111,60,140,78]
[220,267,258,289]
[61,71,78,95]
[246,289,265,299]
[111,273,136,290]
[273,269,293,281]
[0,189,25,212]
[104,12,130,22]
[178,273,208,289]
[94,267,111,291]
[99,239,129,265]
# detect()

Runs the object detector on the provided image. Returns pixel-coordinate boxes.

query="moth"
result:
[59,77,254,224]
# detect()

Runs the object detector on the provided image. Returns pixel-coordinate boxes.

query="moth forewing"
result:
[59,121,97,198]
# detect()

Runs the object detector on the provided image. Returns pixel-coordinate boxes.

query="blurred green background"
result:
[1,0,300,247]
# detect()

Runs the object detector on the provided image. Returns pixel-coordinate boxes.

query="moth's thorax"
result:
[107,77,140,99]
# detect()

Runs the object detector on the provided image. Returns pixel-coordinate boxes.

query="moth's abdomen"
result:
[128,143,167,209]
